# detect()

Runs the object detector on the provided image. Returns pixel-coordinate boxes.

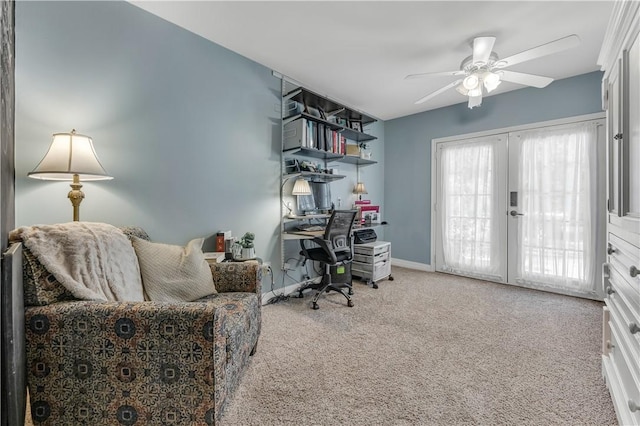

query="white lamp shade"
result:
[292,178,312,195]
[29,130,113,181]
[354,182,368,195]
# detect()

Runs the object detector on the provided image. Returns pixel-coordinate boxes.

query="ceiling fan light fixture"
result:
[462,74,479,90]
[455,84,469,96]
[483,71,501,93]
[468,95,483,109]
[468,87,482,97]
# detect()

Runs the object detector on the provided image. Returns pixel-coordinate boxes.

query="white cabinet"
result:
[352,241,392,288]
[598,2,640,424]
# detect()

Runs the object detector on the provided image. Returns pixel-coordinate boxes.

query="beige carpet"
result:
[220,267,617,425]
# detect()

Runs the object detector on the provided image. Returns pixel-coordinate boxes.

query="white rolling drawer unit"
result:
[352,241,393,288]
[599,1,640,424]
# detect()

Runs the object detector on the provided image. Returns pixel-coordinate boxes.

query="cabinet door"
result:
[623,33,640,220]
[608,60,621,215]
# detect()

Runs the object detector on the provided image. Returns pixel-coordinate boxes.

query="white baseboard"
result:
[391,258,435,272]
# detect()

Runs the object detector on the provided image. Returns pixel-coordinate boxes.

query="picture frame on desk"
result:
[350,120,363,132]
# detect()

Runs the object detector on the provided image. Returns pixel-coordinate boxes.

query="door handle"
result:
[509,210,524,217]
[630,265,639,278]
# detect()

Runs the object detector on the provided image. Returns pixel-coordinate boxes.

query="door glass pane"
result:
[627,34,640,215]
[516,123,598,292]
[439,139,503,280]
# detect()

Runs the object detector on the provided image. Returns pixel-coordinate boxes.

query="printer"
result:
[353,228,377,244]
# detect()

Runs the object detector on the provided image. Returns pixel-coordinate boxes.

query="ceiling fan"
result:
[405,34,581,109]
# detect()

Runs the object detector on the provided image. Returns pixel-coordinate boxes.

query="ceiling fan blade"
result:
[415,79,462,104]
[405,70,465,80]
[500,70,554,88]
[473,36,496,65]
[496,34,580,68]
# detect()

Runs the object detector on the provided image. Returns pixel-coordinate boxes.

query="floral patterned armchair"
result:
[12,225,261,425]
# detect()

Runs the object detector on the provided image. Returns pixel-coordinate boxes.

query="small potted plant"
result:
[237,232,255,260]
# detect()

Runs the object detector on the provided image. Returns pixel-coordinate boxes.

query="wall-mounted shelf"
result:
[283,171,346,183]
[284,87,377,125]
[279,76,380,271]
[340,156,377,166]
[284,147,344,161]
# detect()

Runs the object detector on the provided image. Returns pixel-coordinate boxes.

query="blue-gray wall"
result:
[14,1,602,284]
[14,1,384,293]
[384,71,604,265]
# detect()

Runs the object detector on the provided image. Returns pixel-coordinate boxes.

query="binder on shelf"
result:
[318,123,325,151]
[283,116,352,156]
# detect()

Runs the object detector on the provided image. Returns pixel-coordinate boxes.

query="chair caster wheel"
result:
[389,276,394,281]
[373,283,379,289]
[347,300,354,307]
[312,302,319,310]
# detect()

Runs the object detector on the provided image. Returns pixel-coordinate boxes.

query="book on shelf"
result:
[215,230,232,252]
[355,205,379,224]
[283,117,347,154]
[203,252,226,264]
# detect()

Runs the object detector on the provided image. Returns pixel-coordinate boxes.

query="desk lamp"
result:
[29,129,113,221]
[292,178,312,196]
[354,182,368,200]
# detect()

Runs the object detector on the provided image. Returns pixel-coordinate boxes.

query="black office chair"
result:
[298,210,357,310]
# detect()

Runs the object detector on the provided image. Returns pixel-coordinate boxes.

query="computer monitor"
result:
[298,182,332,214]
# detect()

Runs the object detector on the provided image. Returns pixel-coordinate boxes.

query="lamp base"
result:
[68,174,84,221]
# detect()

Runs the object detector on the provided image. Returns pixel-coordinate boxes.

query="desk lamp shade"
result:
[354,182,368,199]
[28,130,113,221]
[292,178,312,196]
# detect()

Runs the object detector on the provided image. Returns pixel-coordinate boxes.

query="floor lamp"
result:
[28,129,113,221]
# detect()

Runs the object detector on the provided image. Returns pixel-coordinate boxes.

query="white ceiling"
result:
[132,1,614,121]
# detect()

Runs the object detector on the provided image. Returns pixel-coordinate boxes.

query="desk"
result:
[283,231,323,240]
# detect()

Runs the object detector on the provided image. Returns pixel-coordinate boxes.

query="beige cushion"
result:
[132,237,217,302]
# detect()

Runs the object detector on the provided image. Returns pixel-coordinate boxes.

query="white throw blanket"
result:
[10,222,145,302]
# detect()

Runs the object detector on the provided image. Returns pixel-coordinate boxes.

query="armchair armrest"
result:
[209,260,262,294]
[25,300,230,424]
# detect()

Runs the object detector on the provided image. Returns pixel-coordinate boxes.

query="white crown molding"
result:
[597,0,640,72]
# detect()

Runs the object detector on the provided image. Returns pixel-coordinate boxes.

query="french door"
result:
[434,117,605,298]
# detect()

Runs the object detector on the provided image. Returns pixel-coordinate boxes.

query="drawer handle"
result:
[630,323,640,334]
[630,265,639,278]
[606,286,616,295]
[629,400,640,413]
[602,263,611,294]
[607,245,616,255]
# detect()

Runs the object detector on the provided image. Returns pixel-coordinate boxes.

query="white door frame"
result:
[430,112,606,299]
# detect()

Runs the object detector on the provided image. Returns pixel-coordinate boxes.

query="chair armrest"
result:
[209,260,262,294]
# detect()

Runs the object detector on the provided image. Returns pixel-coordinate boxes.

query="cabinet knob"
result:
[630,323,640,335]
[629,400,640,412]
[630,266,639,278]
[613,133,623,140]
[607,245,616,255]
[607,340,615,350]
[606,286,616,295]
